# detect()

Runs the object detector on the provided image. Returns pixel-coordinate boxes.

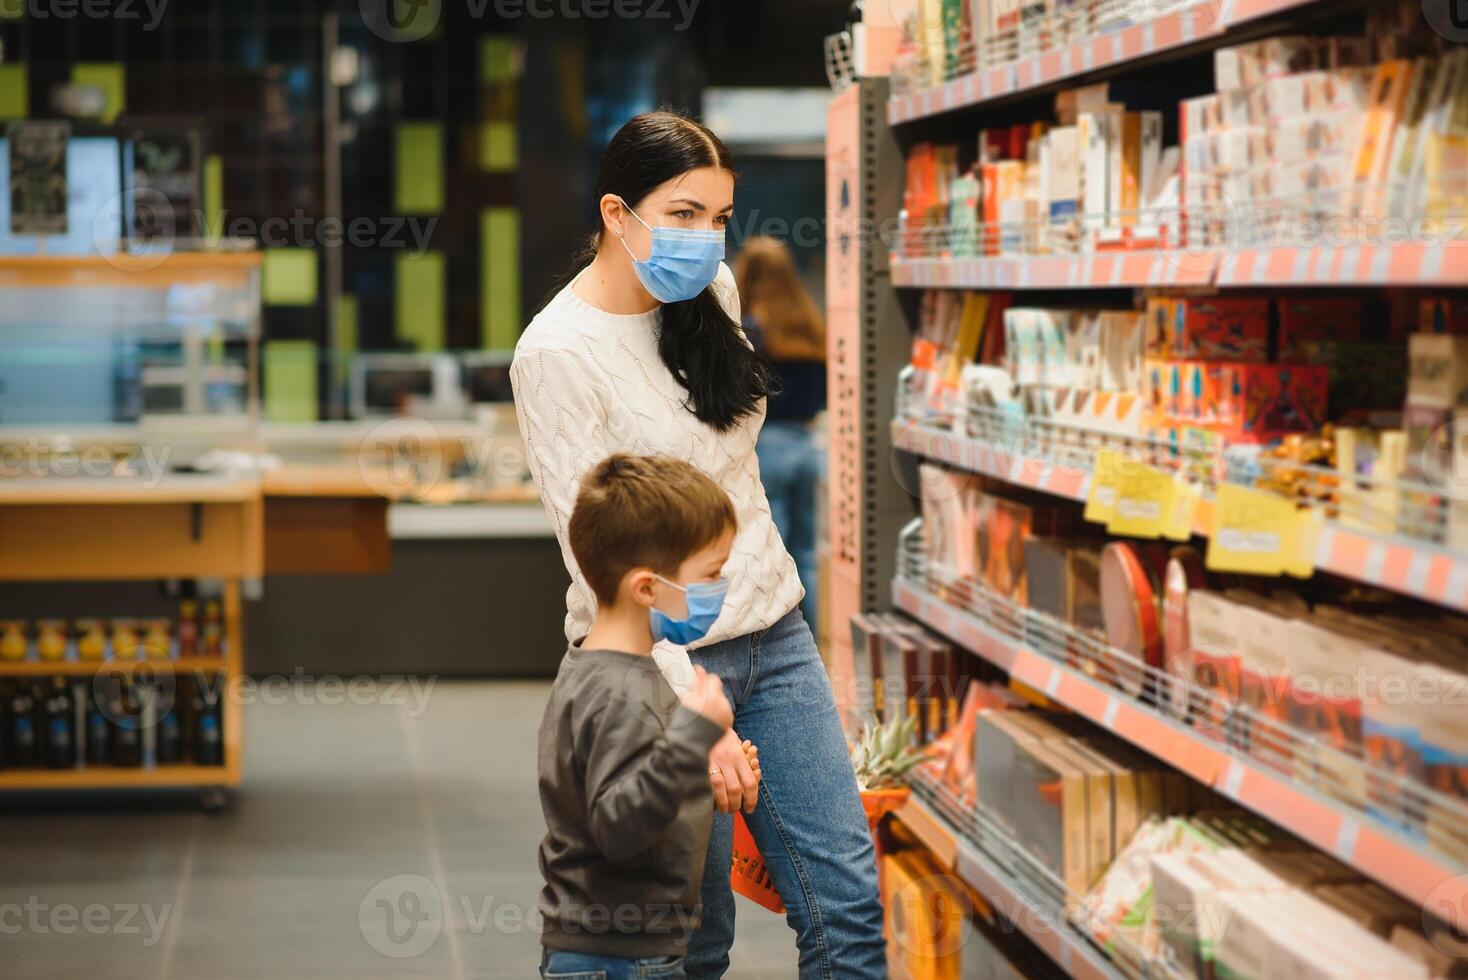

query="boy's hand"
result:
[680,666,734,731]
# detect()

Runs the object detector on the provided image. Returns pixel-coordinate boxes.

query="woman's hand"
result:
[708,729,760,814]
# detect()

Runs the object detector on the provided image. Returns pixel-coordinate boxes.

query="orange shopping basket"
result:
[730,812,785,913]
[730,790,909,915]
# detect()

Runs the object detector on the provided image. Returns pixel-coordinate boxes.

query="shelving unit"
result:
[0,251,266,800]
[892,418,1468,614]
[839,0,1468,974]
[893,575,1468,932]
[887,0,1330,125]
[0,474,252,796]
[891,242,1468,290]
[894,783,1126,980]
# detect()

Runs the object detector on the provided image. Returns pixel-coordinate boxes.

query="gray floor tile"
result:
[0,680,801,978]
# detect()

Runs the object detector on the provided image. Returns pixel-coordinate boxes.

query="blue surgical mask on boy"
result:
[616,198,725,304]
[650,575,730,646]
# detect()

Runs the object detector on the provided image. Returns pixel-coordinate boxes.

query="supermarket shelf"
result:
[896,791,959,869]
[0,657,229,678]
[890,242,1468,291]
[895,793,1123,980]
[1214,242,1468,288]
[889,1,1223,124]
[886,0,1336,124]
[891,419,1468,615]
[893,576,1468,932]
[0,765,236,790]
[890,251,1216,290]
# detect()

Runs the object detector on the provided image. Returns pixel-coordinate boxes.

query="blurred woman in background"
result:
[735,236,826,630]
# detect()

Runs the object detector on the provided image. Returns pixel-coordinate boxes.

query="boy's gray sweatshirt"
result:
[537,644,725,957]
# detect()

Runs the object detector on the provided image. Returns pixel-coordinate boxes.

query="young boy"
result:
[537,454,758,979]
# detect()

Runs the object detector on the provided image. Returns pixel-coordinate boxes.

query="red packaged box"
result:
[1219,362,1329,443]
[1277,296,1363,361]
[1171,297,1270,361]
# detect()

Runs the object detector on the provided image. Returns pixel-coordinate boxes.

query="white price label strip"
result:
[1102,699,1120,728]
[1334,818,1360,862]
[1045,667,1062,698]
[1222,758,1245,798]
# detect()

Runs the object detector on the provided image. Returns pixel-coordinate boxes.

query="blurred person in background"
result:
[735,236,827,630]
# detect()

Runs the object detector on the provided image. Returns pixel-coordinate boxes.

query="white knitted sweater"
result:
[509,263,804,651]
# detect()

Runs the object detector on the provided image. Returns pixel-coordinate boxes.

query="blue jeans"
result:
[540,949,684,979]
[687,608,886,979]
[757,420,822,629]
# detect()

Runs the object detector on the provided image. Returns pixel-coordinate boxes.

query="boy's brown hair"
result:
[569,454,737,605]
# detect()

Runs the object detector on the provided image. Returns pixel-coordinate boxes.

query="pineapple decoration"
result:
[850,714,927,792]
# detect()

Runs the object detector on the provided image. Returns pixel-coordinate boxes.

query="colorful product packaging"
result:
[1225,363,1329,443]
[1171,297,1270,361]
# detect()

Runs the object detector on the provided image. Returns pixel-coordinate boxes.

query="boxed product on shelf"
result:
[1422,295,1468,335]
[1361,645,1429,832]
[882,847,974,977]
[1221,362,1329,443]
[1287,618,1367,805]
[1423,676,1468,862]
[1167,297,1270,362]
[1213,36,1321,91]
[1099,311,1145,391]
[1011,737,1093,902]
[919,463,982,589]
[880,620,921,727]
[1406,332,1468,410]
[1231,596,1298,764]
[1276,296,1364,362]
[1184,590,1243,743]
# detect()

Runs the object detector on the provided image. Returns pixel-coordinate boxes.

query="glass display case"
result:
[0,252,261,435]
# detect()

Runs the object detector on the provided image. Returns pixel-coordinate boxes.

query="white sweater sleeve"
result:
[510,345,607,638]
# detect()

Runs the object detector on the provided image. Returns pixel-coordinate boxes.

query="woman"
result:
[733,237,827,631]
[511,111,885,979]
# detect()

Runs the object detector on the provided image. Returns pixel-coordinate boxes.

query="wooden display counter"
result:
[0,475,253,798]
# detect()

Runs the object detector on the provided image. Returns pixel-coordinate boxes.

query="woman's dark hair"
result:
[588,110,773,432]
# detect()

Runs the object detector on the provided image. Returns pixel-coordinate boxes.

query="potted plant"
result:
[851,713,928,831]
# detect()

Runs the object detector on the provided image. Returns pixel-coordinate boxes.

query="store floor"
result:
[0,681,800,979]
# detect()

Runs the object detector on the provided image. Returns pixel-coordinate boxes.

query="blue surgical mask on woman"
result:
[650,574,729,645]
[617,198,725,303]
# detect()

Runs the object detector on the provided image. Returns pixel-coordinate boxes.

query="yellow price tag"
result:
[1206,483,1304,576]
[1085,449,1124,525]
[1288,508,1322,579]
[1163,480,1198,542]
[1108,465,1176,539]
